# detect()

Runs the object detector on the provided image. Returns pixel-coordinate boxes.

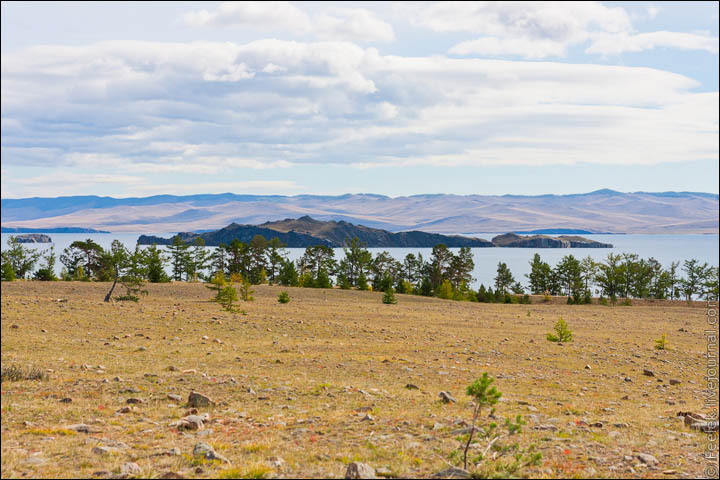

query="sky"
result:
[1,1,718,198]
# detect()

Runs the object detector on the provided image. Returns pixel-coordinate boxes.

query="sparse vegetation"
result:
[382,285,397,304]
[463,373,502,470]
[0,281,712,478]
[277,291,290,304]
[1,364,49,382]
[654,333,667,350]
[546,317,573,343]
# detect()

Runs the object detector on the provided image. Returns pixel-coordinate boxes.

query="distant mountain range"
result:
[1,189,717,234]
[1,227,109,234]
[137,216,613,248]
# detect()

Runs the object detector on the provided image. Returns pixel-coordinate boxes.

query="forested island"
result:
[137,216,612,248]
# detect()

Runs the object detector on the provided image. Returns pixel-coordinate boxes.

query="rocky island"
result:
[14,233,52,243]
[492,233,613,248]
[138,217,613,248]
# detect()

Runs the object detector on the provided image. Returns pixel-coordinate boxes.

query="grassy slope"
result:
[1,282,714,478]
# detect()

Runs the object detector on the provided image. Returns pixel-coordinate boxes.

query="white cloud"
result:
[412,2,717,59]
[181,2,394,43]
[413,1,631,58]
[182,1,310,30]
[449,36,567,59]
[586,31,719,55]
[1,38,717,195]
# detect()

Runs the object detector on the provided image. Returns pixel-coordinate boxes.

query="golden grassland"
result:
[1,281,716,479]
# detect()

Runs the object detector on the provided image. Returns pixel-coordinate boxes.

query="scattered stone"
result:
[669,379,681,385]
[168,393,183,402]
[188,391,214,408]
[584,365,591,369]
[177,414,208,430]
[438,391,457,404]
[345,462,377,479]
[361,414,374,421]
[121,463,141,476]
[635,453,658,466]
[193,442,229,463]
[116,406,133,414]
[126,398,143,404]
[432,467,471,479]
[92,446,118,456]
[66,423,98,433]
[24,456,47,466]
[375,467,393,478]
[405,383,419,390]
[164,447,182,456]
[643,369,654,377]
[167,366,179,371]
[159,473,185,479]
[11,324,19,329]
[267,456,286,469]
[534,424,558,432]
[60,397,73,403]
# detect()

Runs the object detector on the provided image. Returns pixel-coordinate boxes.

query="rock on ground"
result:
[193,442,229,463]
[345,462,376,479]
[187,391,214,408]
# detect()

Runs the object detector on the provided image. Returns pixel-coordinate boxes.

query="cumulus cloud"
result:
[0,38,717,195]
[413,1,631,58]
[181,2,394,43]
[412,1,717,59]
[586,31,719,55]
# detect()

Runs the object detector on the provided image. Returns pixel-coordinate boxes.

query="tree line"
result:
[2,235,718,302]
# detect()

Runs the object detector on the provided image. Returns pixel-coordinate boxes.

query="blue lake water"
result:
[2,233,718,289]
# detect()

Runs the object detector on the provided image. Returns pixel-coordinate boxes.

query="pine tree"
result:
[144,244,169,283]
[382,285,397,304]
[436,279,453,299]
[166,236,190,281]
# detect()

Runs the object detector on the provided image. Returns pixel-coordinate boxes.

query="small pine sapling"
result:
[546,317,573,343]
[382,285,397,304]
[278,291,291,304]
[463,373,502,470]
[238,275,255,301]
[654,333,667,350]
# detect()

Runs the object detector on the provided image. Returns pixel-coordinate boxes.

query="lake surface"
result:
[3,233,718,289]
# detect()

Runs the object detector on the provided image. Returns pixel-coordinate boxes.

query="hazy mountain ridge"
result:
[2,190,718,234]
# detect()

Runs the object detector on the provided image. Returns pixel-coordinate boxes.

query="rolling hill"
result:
[1,190,717,234]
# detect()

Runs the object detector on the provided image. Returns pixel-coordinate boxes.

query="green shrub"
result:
[546,317,573,343]
[598,296,609,306]
[382,286,397,304]
[238,276,255,301]
[1,365,48,382]
[217,285,239,311]
[654,334,667,350]
[437,279,453,299]
[277,291,290,304]
[463,373,502,470]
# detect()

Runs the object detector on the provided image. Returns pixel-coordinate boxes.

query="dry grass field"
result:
[1,281,716,479]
